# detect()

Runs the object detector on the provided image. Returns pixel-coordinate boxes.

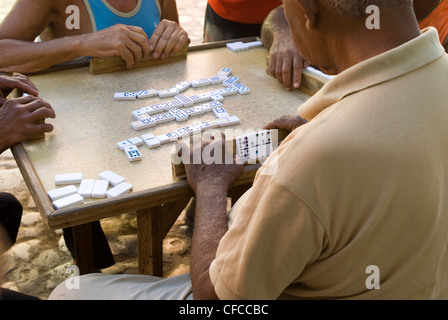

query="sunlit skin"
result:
[185,0,422,300]
[0,0,189,73]
[263,0,447,91]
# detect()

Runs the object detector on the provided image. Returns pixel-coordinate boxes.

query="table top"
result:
[13,44,310,228]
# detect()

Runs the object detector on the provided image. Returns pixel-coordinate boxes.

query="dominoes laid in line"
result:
[218,67,232,78]
[152,112,176,124]
[158,88,180,98]
[154,116,241,145]
[142,133,161,149]
[136,90,158,99]
[131,101,224,131]
[114,92,137,101]
[117,137,143,150]
[211,94,224,102]
[114,67,234,103]
[191,78,211,88]
[131,118,157,131]
[223,76,240,87]
[213,87,238,96]
[175,94,195,107]
[169,108,189,122]
[213,107,229,118]
[124,145,142,162]
[232,82,250,95]
[173,81,191,93]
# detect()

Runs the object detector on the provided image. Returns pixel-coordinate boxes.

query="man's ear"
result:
[296,0,319,30]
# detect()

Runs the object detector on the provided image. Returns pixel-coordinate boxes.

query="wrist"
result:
[195,183,228,197]
[68,34,90,57]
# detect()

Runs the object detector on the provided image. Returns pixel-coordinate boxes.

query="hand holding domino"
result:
[176,133,244,193]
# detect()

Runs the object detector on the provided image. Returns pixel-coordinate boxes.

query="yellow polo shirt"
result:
[209,28,448,299]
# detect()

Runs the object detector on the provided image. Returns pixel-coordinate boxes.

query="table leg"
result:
[137,197,192,276]
[72,223,95,275]
[137,207,163,277]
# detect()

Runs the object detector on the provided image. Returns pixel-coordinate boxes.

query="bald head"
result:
[326,0,413,17]
[283,0,420,74]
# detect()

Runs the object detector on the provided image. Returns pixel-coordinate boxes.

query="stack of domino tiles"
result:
[235,129,275,163]
[48,171,133,209]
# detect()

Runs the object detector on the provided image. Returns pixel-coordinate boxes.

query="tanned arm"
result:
[190,185,229,300]
[261,5,305,91]
[179,134,243,300]
[0,0,156,73]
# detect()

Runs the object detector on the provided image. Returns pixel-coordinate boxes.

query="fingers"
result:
[8,96,56,123]
[268,46,305,91]
[90,24,150,68]
[280,57,293,91]
[273,55,303,91]
[0,74,39,97]
[120,27,151,67]
[11,73,39,96]
[263,115,308,132]
[149,20,188,59]
[176,132,227,163]
[292,55,303,89]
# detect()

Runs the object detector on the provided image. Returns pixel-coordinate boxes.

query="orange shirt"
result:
[208,0,282,24]
[419,0,448,45]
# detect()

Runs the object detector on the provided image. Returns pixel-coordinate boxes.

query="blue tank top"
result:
[83,0,161,37]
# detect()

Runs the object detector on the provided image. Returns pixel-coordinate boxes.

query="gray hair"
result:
[326,0,412,17]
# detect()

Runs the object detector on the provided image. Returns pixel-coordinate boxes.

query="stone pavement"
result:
[0,0,206,300]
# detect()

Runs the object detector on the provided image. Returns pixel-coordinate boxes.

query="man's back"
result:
[210,28,448,299]
[283,28,448,299]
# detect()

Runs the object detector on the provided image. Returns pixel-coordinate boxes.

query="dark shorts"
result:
[203,3,263,42]
[0,192,23,245]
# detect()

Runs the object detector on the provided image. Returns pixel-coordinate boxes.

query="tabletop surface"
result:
[18,45,310,225]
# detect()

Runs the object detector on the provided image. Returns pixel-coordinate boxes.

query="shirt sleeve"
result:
[209,174,327,300]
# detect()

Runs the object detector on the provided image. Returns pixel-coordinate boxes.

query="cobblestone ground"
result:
[0,0,205,300]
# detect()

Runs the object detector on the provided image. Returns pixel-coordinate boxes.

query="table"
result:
[11,41,310,276]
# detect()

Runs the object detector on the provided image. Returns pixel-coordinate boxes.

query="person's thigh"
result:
[48,273,193,300]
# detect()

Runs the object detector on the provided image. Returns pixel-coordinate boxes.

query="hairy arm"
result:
[0,0,83,73]
[190,185,229,300]
[179,134,243,300]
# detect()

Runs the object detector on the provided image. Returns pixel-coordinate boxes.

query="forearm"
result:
[261,5,290,51]
[190,185,229,300]
[0,37,87,74]
[160,0,180,23]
